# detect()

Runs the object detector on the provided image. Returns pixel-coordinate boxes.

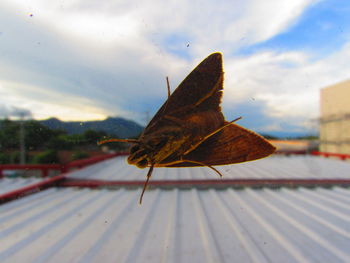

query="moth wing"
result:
[144,52,224,134]
[162,122,276,167]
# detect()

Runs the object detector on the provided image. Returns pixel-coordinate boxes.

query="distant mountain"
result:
[261,130,318,139]
[40,117,144,138]
[1,116,317,140]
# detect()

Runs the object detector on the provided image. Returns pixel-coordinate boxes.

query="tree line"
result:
[0,119,126,164]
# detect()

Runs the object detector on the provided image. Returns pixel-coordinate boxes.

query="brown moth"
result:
[99,52,276,203]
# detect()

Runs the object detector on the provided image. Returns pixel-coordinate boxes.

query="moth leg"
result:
[183,117,242,155]
[180,159,223,177]
[98,138,139,145]
[158,77,172,117]
[139,165,154,204]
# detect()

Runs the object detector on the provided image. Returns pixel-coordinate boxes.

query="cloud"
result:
[223,0,319,46]
[223,40,350,123]
[0,3,176,121]
[0,0,347,136]
[223,99,317,137]
[2,0,318,54]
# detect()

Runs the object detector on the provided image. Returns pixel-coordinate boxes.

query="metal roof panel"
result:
[1,187,350,263]
[68,155,350,181]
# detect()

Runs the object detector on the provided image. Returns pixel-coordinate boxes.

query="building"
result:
[320,79,350,154]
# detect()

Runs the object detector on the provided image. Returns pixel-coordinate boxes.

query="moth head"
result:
[128,143,148,168]
[127,136,168,168]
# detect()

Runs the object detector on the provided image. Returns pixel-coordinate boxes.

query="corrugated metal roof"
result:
[1,187,350,263]
[1,155,350,262]
[68,155,350,180]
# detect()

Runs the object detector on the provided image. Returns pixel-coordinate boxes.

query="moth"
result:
[99,52,276,203]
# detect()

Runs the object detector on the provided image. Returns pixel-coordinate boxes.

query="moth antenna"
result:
[156,77,171,120]
[166,76,171,98]
[139,165,154,204]
[98,138,139,145]
[181,159,223,177]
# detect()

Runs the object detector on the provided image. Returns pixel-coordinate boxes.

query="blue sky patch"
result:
[237,0,350,58]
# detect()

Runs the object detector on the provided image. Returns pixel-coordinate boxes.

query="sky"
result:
[1,0,350,136]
